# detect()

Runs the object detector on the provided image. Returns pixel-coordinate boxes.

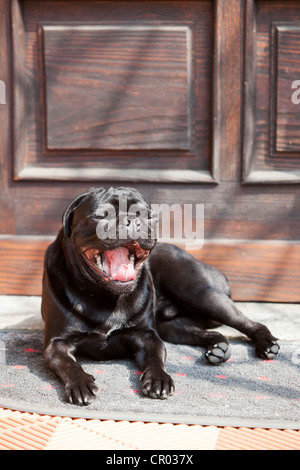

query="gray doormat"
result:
[0,331,299,429]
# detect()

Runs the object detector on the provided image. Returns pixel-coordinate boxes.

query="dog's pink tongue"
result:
[113,263,136,282]
[104,247,136,282]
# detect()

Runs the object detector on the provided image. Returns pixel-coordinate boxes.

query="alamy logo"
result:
[291,80,300,105]
[95,196,204,249]
[0,80,6,104]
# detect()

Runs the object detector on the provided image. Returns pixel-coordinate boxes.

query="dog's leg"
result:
[130,329,175,399]
[200,291,280,360]
[157,316,231,365]
[44,339,98,405]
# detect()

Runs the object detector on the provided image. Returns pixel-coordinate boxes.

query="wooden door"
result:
[0,0,299,301]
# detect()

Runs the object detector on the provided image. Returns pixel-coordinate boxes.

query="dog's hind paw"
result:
[205,342,231,365]
[256,340,280,360]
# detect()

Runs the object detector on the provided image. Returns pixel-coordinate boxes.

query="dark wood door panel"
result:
[0,0,298,301]
[1,237,299,302]
[12,0,216,183]
[275,25,300,153]
[42,25,190,151]
[243,0,300,183]
[12,183,299,241]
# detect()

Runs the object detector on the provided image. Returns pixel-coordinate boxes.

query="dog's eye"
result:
[92,212,108,220]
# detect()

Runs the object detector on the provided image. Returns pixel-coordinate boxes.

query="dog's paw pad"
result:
[205,342,231,365]
[259,341,280,360]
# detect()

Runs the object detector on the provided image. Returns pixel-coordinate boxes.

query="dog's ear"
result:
[62,189,95,237]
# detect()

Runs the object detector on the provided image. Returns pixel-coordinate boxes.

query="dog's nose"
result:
[127,217,141,238]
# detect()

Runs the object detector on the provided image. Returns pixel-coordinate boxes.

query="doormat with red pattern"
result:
[0,331,299,429]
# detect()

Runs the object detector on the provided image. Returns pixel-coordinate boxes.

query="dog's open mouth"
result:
[82,242,149,282]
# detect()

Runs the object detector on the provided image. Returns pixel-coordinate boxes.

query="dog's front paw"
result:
[205,342,231,365]
[141,368,175,399]
[256,340,280,360]
[65,372,99,406]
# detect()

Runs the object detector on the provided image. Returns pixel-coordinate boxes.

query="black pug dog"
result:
[41,187,279,406]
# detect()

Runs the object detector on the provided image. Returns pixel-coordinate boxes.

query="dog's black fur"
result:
[42,187,279,405]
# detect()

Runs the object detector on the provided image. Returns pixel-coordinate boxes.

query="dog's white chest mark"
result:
[103,295,130,336]
[74,303,84,314]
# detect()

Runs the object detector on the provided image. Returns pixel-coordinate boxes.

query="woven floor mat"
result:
[0,331,300,429]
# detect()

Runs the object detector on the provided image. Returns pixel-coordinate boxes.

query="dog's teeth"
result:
[96,255,102,269]
[129,254,135,265]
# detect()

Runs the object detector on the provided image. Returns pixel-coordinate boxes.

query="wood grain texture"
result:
[12,0,216,183]
[0,237,299,302]
[190,241,300,302]
[0,0,15,234]
[13,183,300,240]
[275,25,300,153]
[243,0,300,183]
[214,0,243,182]
[43,25,190,151]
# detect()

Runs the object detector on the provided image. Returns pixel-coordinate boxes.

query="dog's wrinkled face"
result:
[63,187,157,294]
